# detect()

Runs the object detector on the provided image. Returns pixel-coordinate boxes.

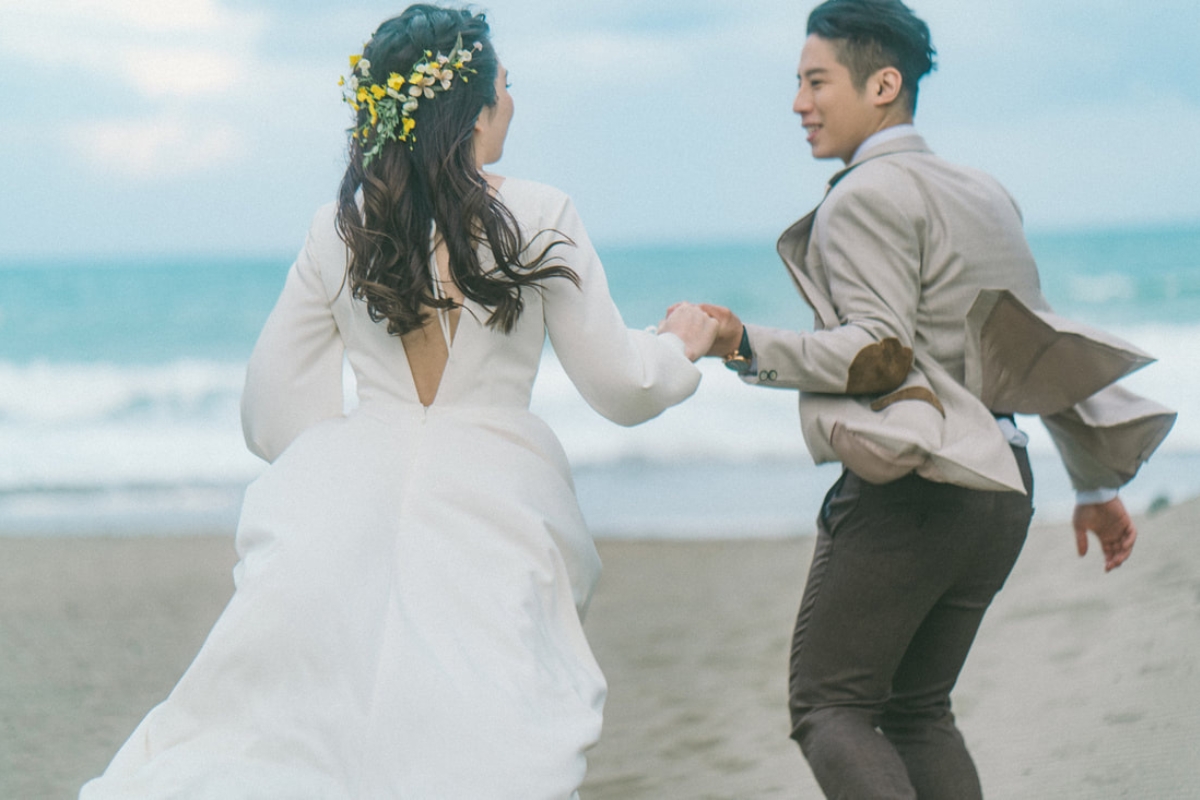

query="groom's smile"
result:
[793,33,894,164]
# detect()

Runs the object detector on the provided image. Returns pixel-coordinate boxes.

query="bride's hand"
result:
[658,302,719,362]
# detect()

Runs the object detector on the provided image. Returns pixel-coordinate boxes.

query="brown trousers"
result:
[789,447,1034,800]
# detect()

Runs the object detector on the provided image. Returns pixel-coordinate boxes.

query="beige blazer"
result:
[745,134,1174,493]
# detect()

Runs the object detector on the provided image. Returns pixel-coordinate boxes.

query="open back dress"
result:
[80,178,701,799]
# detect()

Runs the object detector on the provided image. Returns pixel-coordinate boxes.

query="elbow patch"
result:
[846,338,912,394]
[870,386,945,417]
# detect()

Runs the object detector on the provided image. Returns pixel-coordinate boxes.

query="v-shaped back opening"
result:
[396,176,506,408]
[400,235,464,407]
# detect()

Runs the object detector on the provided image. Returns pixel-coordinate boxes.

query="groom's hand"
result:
[697,304,744,357]
[1073,497,1137,572]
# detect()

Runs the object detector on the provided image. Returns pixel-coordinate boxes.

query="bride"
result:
[80,5,716,798]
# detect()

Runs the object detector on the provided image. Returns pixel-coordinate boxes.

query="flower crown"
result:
[340,34,483,166]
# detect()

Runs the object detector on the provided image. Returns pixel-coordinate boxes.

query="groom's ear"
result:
[869,66,904,108]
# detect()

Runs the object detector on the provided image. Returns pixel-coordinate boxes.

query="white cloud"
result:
[0,0,268,182]
[118,46,241,97]
[0,0,265,99]
[71,0,248,33]
[0,0,259,35]
[68,115,245,180]
[3,0,1199,255]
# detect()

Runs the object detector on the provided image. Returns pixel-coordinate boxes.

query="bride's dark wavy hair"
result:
[336,4,577,336]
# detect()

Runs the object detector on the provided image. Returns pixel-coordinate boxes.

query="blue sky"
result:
[2,0,1198,258]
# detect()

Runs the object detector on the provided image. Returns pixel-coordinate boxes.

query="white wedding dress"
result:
[80,178,701,799]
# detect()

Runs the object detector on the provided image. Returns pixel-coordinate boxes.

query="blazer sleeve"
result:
[743,175,923,395]
[241,209,346,462]
[1041,384,1177,492]
[539,194,702,426]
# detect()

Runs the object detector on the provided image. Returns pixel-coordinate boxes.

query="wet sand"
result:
[2,500,1197,798]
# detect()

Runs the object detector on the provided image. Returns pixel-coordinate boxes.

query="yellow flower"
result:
[337,76,345,86]
[349,54,361,69]
[357,87,368,102]
[387,73,405,91]
[370,84,386,100]
[399,117,417,140]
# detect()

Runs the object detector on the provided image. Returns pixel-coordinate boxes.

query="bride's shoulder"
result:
[310,200,340,227]
[295,202,351,292]
[303,201,344,250]
[496,176,574,212]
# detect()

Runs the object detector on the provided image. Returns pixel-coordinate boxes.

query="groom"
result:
[679,0,1175,797]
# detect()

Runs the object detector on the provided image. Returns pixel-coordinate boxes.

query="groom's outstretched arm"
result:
[688,184,926,395]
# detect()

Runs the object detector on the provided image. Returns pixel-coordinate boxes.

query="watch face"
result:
[724,356,752,375]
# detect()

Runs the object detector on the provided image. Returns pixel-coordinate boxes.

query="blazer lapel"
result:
[777,133,935,329]
[776,210,838,329]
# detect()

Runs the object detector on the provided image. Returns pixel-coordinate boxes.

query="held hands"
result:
[697,304,745,357]
[658,302,719,361]
[664,302,745,358]
[1073,497,1137,572]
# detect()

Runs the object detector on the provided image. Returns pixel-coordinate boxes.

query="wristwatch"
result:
[723,327,753,375]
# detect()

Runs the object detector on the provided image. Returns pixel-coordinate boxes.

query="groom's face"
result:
[793,35,879,164]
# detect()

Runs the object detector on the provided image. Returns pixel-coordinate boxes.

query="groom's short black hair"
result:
[807,0,936,113]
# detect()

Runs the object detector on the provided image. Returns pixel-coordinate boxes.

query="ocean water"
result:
[2,227,1198,537]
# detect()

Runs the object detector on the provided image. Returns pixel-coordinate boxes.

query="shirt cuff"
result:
[1076,487,1119,506]
[996,417,1029,447]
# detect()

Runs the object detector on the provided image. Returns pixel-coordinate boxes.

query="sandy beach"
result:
[2,500,1198,799]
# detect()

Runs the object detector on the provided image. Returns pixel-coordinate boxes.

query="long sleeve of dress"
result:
[241,209,345,463]
[539,194,702,426]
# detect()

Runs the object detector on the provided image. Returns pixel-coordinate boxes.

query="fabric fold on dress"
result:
[81,178,700,800]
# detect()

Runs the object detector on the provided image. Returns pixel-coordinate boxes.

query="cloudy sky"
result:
[2,0,1198,259]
